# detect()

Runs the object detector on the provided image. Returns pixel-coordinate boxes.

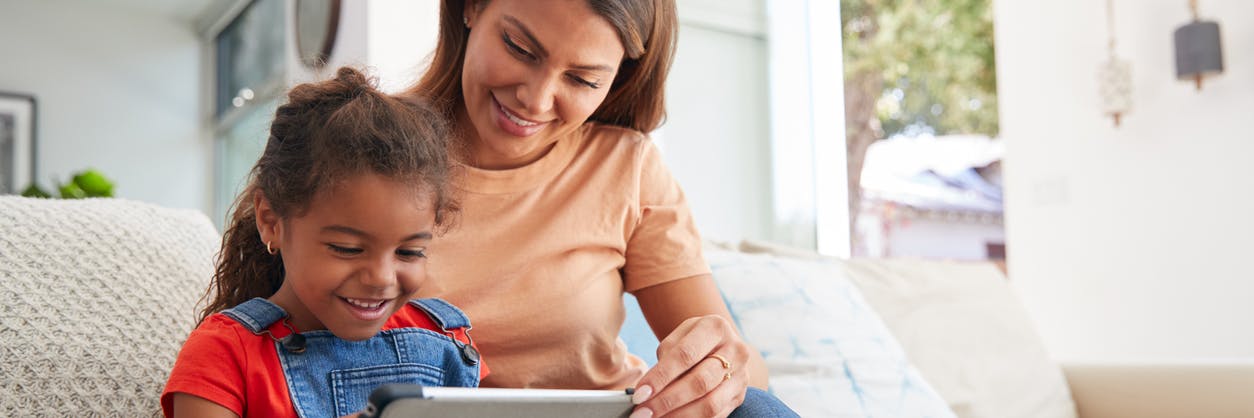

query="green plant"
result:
[20,168,115,199]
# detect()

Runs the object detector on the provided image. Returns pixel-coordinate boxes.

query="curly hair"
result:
[199,67,458,322]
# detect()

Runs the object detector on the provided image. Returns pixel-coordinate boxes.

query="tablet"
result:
[360,384,636,418]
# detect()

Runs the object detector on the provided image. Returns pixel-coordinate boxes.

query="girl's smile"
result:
[340,297,391,321]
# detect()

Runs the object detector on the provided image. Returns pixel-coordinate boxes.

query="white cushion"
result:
[705,246,954,417]
[0,197,218,416]
[840,259,1076,418]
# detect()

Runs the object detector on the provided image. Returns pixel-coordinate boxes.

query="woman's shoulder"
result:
[581,122,649,143]
[576,122,656,160]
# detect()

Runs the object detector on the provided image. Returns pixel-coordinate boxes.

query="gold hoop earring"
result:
[266,241,278,255]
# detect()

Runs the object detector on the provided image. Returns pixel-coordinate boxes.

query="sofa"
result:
[2,196,1252,417]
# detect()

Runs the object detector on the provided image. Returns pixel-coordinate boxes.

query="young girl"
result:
[162,67,485,418]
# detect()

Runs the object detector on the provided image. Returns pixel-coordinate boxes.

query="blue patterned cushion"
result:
[705,247,954,417]
[618,247,955,417]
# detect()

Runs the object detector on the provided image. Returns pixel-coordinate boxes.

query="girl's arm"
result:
[171,393,239,418]
[632,274,769,417]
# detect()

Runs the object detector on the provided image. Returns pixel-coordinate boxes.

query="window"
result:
[210,0,287,224]
[840,0,1004,261]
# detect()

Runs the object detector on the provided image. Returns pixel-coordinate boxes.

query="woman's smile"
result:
[492,93,549,137]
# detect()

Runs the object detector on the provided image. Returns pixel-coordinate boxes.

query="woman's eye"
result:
[328,244,363,255]
[397,249,427,259]
[502,34,535,60]
[568,75,601,89]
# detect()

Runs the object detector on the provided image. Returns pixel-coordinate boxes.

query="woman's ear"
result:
[254,190,282,251]
[463,0,480,28]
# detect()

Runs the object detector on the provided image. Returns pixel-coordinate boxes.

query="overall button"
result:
[460,344,480,365]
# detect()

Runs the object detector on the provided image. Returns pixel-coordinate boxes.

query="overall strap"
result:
[408,298,471,330]
[221,297,288,333]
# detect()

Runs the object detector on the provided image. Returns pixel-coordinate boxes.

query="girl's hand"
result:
[630,315,751,418]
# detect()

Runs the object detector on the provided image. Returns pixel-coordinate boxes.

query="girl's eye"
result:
[502,33,535,60]
[397,248,427,260]
[328,244,363,255]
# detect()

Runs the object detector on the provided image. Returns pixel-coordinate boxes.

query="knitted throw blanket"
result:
[0,197,218,417]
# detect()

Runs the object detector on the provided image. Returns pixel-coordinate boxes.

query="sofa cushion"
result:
[840,259,1076,418]
[739,239,1077,418]
[0,197,218,416]
[705,246,954,417]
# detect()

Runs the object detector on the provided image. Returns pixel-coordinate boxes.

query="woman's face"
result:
[460,0,626,169]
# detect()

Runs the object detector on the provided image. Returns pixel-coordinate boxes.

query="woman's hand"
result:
[630,314,753,418]
[631,274,768,417]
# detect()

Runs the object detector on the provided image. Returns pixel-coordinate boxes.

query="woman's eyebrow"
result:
[503,15,548,58]
[502,14,617,73]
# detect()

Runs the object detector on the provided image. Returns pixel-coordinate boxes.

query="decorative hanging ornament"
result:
[1098,0,1132,127]
[1174,0,1224,90]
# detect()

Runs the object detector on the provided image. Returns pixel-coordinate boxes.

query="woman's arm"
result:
[633,274,768,417]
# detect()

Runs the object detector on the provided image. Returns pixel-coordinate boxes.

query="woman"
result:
[408,1,797,417]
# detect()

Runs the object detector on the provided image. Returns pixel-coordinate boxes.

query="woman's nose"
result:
[515,74,557,116]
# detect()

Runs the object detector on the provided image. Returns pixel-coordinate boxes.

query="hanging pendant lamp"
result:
[1098,0,1132,127]
[1174,0,1224,90]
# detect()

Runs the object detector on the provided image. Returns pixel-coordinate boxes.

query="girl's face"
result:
[459,0,626,169]
[258,173,436,341]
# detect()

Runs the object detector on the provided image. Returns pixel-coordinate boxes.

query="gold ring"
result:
[722,371,732,381]
[707,353,731,370]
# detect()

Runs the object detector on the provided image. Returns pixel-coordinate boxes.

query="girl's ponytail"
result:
[198,185,285,323]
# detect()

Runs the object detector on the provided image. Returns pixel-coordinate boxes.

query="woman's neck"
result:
[455,108,560,170]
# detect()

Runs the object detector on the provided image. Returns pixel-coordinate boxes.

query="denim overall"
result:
[222,298,481,417]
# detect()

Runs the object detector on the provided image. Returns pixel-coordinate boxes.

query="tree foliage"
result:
[842,0,999,138]
[838,0,998,246]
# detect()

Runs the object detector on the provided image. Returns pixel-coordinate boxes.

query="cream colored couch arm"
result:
[1063,362,1254,418]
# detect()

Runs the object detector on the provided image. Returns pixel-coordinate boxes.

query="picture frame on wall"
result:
[0,92,37,195]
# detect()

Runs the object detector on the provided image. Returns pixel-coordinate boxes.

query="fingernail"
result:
[631,385,653,405]
[629,407,653,418]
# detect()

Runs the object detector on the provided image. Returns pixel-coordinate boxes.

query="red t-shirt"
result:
[161,303,487,417]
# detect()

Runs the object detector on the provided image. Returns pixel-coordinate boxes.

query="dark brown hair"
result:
[407,0,678,133]
[199,67,458,322]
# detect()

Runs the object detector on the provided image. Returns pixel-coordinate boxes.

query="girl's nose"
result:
[359,258,395,288]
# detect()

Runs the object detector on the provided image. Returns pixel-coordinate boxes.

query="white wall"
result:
[0,0,209,212]
[996,0,1254,361]
[661,0,773,244]
[858,214,1004,261]
[366,0,440,94]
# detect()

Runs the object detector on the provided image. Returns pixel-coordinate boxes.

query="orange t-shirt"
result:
[161,303,485,417]
[423,123,710,389]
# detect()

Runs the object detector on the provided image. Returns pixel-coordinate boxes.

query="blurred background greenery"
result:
[840,0,998,223]
[22,168,115,199]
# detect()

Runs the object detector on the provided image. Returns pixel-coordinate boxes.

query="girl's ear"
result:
[254,190,282,250]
